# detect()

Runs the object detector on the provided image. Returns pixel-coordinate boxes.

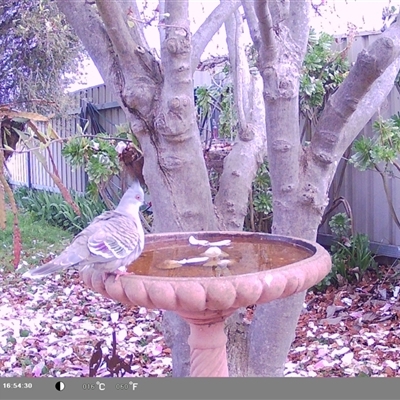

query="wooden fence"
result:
[6,34,400,254]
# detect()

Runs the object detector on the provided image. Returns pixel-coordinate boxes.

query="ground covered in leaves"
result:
[0,264,399,377]
[286,264,400,377]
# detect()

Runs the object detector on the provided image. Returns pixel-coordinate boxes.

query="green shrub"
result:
[248,160,273,232]
[300,29,349,118]
[13,187,108,234]
[332,233,377,283]
[65,193,108,233]
[314,213,377,291]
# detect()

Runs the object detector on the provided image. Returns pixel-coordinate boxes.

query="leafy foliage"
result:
[300,29,349,124]
[217,83,237,139]
[195,77,238,140]
[0,152,21,268]
[216,158,274,233]
[350,115,400,170]
[0,0,85,113]
[247,160,273,232]
[14,186,107,234]
[62,134,121,196]
[314,213,376,291]
[328,212,351,239]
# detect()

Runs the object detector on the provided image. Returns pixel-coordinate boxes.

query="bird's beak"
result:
[140,202,151,212]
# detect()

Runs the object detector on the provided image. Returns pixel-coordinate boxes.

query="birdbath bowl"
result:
[80,231,331,377]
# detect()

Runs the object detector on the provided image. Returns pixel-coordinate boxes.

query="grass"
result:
[0,211,73,274]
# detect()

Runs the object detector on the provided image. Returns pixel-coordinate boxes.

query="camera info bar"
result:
[0,377,399,400]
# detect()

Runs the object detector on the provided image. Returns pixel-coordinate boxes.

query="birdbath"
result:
[80,231,331,377]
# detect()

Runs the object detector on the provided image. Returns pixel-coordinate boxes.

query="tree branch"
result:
[305,51,400,225]
[191,0,241,72]
[233,11,249,134]
[156,0,197,141]
[226,6,255,138]
[120,0,150,50]
[161,0,191,82]
[95,0,141,76]
[241,0,261,50]
[224,6,249,130]
[158,0,166,46]
[254,0,277,63]
[286,1,310,57]
[55,0,115,85]
[213,72,267,230]
[311,32,400,169]
[164,0,190,30]
[88,0,161,121]
[58,0,157,136]
[160,0,191,92]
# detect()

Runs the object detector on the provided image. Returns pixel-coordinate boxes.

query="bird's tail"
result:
[22,261,69,279]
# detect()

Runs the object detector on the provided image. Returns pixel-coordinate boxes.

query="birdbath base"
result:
[178,310,235,377]
[80,231,332,377]
[187,319,229,377]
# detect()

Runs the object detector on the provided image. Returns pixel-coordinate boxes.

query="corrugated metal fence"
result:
[319,31,400,253]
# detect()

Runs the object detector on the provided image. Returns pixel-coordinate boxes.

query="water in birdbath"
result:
[127,236,313,278]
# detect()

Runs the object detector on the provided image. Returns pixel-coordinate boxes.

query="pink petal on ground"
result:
[317,348,329,357]
[32,361,45,377]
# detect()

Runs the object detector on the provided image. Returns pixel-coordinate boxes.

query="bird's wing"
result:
[87,214,142,260]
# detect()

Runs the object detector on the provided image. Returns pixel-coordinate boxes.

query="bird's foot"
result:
[113,270,135,281]
[101,269,134,284]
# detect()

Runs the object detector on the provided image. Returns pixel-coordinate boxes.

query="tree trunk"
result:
[229,0,312,377]
[214,6,267,230]
[162,311,191,377]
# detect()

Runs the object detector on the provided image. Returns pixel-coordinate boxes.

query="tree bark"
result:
[214,6,267,230]
[139,0,215,233]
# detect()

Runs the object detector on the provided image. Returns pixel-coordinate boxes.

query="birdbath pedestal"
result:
[80,231,331,377]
